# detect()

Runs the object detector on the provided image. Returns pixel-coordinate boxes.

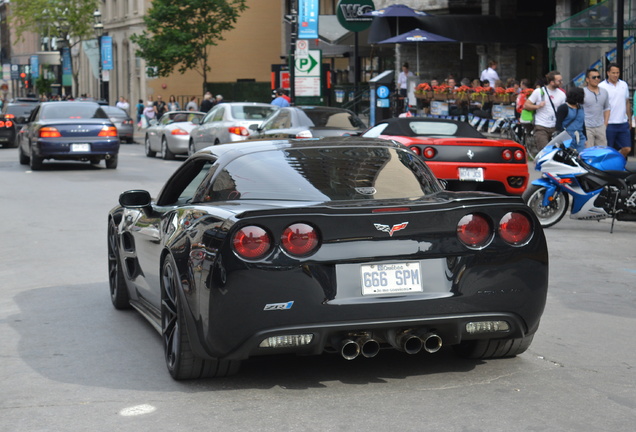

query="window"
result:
[157,159,217,205]
[261,110,290,130]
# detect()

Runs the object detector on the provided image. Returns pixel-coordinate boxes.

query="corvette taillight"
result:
[232,226,272,260]
[423,147,436,159]
[39,127,62,138]
[499,212,532,245]
[0,121,4,127]
[98,126,118,137]
[514,149,525,161]
[228,126,250,136]
[457,213,492,249]
[281,223,320,257]
[171,128,188,135]
[502,149,513,161]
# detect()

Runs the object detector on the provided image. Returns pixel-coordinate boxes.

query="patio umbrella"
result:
[378,29,455,76]
[362,4,430,72]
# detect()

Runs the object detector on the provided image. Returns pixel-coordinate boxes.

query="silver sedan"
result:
[189,102,278,154]
[144,111,205,160]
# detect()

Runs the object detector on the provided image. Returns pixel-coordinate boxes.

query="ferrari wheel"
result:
[145,135,156,157]
[161,255,239,380]
[453,334,534,359]
[161,137,175,160]
[107,219,131,309]
[523,184,569,228]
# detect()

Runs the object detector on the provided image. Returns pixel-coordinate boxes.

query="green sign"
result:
[336,0,374,33]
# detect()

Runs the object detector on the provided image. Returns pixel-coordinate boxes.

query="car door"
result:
[129,157,218,308]
[192,106,219,149]
[21,105,41,157]
[207,105,226,144]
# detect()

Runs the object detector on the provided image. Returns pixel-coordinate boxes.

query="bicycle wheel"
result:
[524,131,538,160]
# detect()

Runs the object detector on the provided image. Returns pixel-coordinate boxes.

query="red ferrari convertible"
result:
[363,118,528,195]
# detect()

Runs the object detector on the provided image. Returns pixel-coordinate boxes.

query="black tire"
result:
[29,150,43,170]
[19,145,29,165]
[145,135,156,157]
[107,218,131,310]
[162,137,175,160]
[105,155,118,169]
[161,255,240,380]
[523,184,569,228]
[454,334,534,359]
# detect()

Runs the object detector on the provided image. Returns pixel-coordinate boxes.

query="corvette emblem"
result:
[374,222,409,237]
[467,149,475,159]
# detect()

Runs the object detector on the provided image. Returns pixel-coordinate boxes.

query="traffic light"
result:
[20,72,29,89]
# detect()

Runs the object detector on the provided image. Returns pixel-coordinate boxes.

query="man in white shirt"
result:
[480,60,499,87]
[116,96,130,113]
[598,63,632,157]
[524,70,566,150]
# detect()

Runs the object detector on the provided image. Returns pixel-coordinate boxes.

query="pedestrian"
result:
[135,99,144,130]
[397,62,413,98]
[480,60,500,88]
[200,92,214,113]
[215,94,224,105]
[116,96,130,113]
[168,95,180,111]
[271,88,290,107]
[142,102,156,128]
[581,68,610,147]
[556,87,586,152]
[185,96,198,111]
[523,70,566,151]
[154,95,167,120]
[598,63,632,157]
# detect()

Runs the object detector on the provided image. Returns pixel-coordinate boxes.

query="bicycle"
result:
[498,117,537,160]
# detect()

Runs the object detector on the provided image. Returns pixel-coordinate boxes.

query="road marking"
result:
[119,404,157,417]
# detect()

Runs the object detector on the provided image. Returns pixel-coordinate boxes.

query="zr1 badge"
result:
[264,301,294,311]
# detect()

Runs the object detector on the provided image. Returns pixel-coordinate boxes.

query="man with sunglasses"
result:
[582,68,610,147]
[599,63,632,157]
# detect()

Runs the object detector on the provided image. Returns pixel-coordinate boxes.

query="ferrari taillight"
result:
[232,226,272,260]
[502,149,513,161]
[410,146,421,156]
[98,126,118,137]
[281,223,320,257]
[423,147,436,159]
[499,212,532,245]
[457,213,492,249]
[39,127,62,138]
[228,126,249,136]
[171,128,188,135]
[514,149,525,161]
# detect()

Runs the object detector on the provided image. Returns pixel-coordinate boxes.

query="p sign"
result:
[295,50,320,77]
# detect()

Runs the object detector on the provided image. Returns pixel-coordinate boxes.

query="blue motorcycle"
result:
[523,132,636,231]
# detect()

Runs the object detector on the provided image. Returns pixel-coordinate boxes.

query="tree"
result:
[130,0,248,94]
[10,0,98,94]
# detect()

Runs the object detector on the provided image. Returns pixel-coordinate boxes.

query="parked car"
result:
[189,102,278,152]
[145,111,206,160]
[18,101,119,170]
[108,136,548,380]
[102,105,134,143]
[1,99,40,148]
[363,117,529,196]
[247,106,367,140]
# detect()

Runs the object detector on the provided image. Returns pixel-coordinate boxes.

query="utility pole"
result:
[289,0,298,104]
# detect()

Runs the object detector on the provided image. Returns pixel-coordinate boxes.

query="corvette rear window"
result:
[206,146,440,202]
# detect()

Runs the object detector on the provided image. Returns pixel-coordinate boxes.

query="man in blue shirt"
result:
[271,89,290,107]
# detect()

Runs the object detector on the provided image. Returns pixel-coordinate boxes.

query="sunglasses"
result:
[590,76,601,79]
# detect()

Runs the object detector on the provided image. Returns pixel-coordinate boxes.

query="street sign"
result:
[295,49,321,97]
[296,40,309,59]
[336,0,375,32]
[298,0,319,39]
[376,85,390,99]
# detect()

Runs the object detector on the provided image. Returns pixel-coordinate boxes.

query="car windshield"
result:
[6,104,38,118]
[40,103,108,120]
[205,146,440,202]
[298,108,366,130]
[408,121,459,136]
[231,105,277,120]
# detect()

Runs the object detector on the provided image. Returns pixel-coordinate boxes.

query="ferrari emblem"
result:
[467,150,475,159]
[374,222,409,237]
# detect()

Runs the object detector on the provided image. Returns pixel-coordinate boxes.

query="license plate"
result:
[361,262,422,296]
[459,167,484,182]
[71,143,90,152]
[0,137,8,142]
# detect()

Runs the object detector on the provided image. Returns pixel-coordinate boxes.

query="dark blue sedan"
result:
[18,101,120,170]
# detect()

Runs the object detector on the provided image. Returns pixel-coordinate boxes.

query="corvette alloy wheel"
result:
[107,219,130,309]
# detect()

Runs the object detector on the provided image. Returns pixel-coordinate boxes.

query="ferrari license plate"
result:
[361,262,422,296]
[459,167,484,182]
[71,143,90,152]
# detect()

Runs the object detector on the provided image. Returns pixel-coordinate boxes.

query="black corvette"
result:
[108,137,548,379]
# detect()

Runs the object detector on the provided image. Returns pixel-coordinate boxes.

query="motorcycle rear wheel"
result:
[523,184,569,228]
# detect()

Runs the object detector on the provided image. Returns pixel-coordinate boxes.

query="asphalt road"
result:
[1,141,635,431]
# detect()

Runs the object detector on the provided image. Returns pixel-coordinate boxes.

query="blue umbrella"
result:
[379,29,456,76]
